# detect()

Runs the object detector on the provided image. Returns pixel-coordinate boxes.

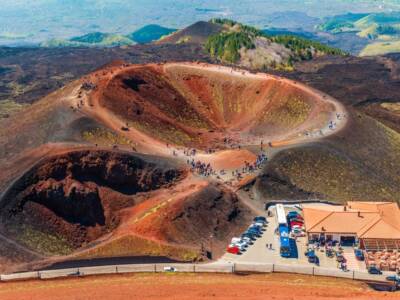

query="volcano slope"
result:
[0,147,251,272]
[0,62,343,273]
[93,62,341,151]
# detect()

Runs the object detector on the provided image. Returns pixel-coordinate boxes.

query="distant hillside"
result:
[262,28,317,39]
[127,24,176,44]
[205,19,345,70]
[41,32,135,48]
[40,25,177,48]
[317,13,369,34]
[158,21,223,44]
[318,12,400,56]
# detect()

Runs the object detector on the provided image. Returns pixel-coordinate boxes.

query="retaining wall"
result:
[234,262,273,273]
[0,263,389,283]
[273,264,314,275]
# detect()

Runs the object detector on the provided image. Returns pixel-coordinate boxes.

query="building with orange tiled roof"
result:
[303,201,400,250]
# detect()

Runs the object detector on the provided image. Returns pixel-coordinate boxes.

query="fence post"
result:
[154,264,157,273]
[352,270,355,280]
[312,267,314,276]
[193,264,196,273]
[232,263,235,273]
[272,264,275,272]
[116,266,118,274]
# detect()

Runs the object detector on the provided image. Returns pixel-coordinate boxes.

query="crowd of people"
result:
[230,152,268,180]
[187,159,216,177]
[169,141,269,181]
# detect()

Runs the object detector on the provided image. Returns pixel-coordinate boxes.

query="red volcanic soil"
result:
[0,149,251,269]
[91,62,337,151]
[0,150,185,249]
[197,149,257,170]
[0,273,395,300]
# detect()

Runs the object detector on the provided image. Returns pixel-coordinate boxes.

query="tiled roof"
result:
[303,202,400,239]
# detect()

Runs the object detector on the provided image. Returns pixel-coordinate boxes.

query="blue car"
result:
[248,225,262,233]
[287,211,300,220]
[368,266,382,275]
[241,233,257,240]
[354,249,364,261]
[249,224,263,231]
[386,275,400,283]
[246,228,261,237]
[254,216,267,224]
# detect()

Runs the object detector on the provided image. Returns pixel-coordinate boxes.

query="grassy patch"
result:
[130,120,197,147]
[0,100,28,118]
[176,36,191,44]
[360,40,400,56]
[81,128,132,146]
[6,81,38,97]
[260,97,311,127]
[262,112,400,203]
[78,235,199,261]
[50,72,75,81]
[6,223,73,256]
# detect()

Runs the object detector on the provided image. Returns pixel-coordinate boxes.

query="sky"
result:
[0,0,399,45]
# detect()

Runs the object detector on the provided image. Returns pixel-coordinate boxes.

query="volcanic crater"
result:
[98,63,336,149]
[0,150,187,255]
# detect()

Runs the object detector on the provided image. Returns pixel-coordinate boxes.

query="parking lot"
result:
[219,203,366,271]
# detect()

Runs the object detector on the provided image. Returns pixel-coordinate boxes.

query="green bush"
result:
[205,31,255,63]
[270,35,346,59]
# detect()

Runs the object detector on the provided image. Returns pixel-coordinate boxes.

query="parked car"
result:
[368,266,382,275]
[232,239,248,249]
[287,211,302,220]
[290,220,304,228]
[289,216,304,223]
[253,221,266,228]
[386,275,400,282]
[254,216,267,223]
[251,224,265,232]
[325,248,334,258]
[230,242,246,252]
[241,236,253,245]
[246,229,261,237]
[248,224,263,232]
[354,249,364,261]
[227,245,240,254]
[231,237,241,244]
[307,250,318,264]
[336,254,346,263]
[305,248,315,257]
[241,232,257,240]
[248,226,262,235]
[291,227,305,237]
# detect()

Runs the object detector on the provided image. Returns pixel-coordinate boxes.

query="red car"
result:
[227,245,240,254]
[290,220,304,228]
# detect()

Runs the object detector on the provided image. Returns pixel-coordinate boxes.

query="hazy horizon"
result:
[0,0,399,46]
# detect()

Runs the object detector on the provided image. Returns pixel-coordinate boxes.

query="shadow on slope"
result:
[254,110,400,203]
